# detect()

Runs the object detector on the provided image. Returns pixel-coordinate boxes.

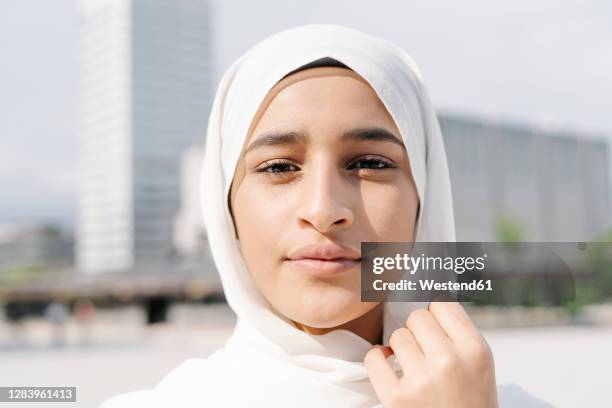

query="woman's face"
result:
[229,66,419,330]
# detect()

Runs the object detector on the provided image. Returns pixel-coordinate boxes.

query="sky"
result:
[1,0,611,231]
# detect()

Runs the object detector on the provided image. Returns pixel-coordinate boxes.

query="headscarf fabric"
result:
[192,23,456,407]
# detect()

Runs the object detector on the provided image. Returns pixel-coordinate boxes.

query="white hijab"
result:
[100,23,550,408]
[195,23,454,407]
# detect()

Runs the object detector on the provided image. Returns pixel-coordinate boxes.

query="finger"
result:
[373,344,394,359]
[405,308,454,357]
[364,346,398,406]
[388,327,425,377]
[427,301,481,344]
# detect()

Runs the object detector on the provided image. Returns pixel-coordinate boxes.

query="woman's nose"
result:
[294,160,354,233]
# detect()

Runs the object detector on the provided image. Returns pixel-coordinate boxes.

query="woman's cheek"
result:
[239,182,288,228]
[233,186,284,268]
[363,185,414,238]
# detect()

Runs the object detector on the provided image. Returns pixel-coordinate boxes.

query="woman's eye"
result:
[255,156,395,176]
[256,160,299,174]
[348,156,396,170]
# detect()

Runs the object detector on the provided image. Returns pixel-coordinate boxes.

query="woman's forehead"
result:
[245,66,393,144]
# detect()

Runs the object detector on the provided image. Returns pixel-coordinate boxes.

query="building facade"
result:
[76,0,211,273]
[440,113,611,241]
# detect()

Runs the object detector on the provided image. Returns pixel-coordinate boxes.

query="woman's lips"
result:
[284,257,361,277]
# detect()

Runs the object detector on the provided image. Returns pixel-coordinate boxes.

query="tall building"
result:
[439,113,611,241]
[76,0,211,273]
[173,146,207,257]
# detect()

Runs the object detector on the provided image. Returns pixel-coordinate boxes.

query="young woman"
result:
[101,24,551,408]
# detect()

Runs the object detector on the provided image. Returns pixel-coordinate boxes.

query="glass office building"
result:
[76,0,211,273]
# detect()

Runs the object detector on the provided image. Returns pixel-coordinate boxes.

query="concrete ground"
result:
[0,303,609,407]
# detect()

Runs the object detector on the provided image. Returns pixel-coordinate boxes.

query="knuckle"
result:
[463,338,494,369]
[470,337,492,358]
[434,352,460,374]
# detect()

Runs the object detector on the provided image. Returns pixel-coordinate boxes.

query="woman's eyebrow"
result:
[244,127,405,155]
[244,131,306,155]
[341,127,405,149]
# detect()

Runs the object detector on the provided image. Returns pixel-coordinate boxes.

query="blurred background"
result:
[1,0,611,407]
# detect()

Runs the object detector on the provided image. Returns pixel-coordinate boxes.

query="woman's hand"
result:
[364,302,499,408]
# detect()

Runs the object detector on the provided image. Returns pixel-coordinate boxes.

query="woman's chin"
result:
[285,290,363,329]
